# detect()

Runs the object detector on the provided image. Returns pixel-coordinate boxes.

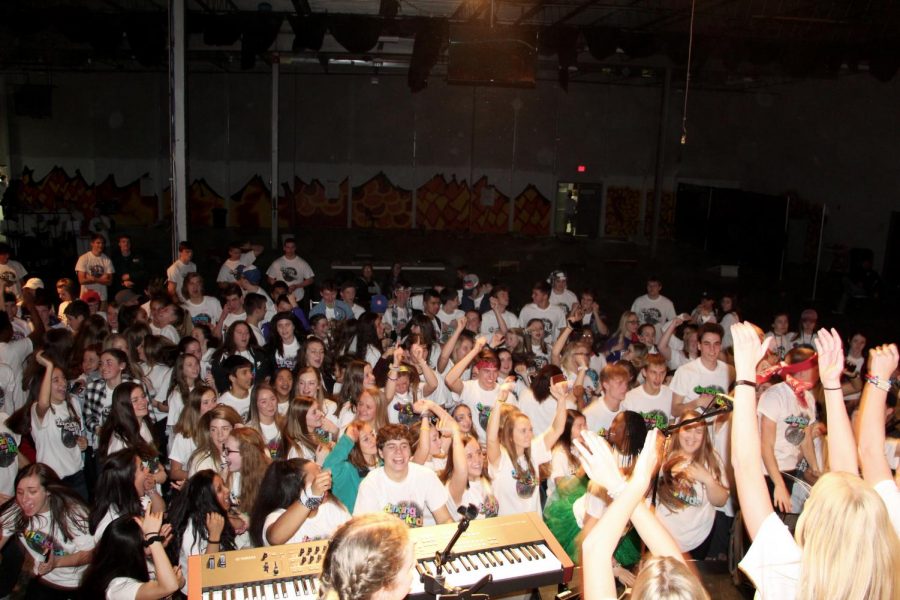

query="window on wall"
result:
[556,182,603,239]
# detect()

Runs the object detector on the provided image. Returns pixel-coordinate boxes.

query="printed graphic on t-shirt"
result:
[393,402,421,426]
[513,460,537,499]
[784,415,810,446]
[0,271,17,285]
[0,432,18,467]
[274,354,297,370]
[266,438,280,460]
[640,410,669,431]
[89,264,105,278]
[192,313,213,326]
[673,482,702,507]
[23,529,66,557]
[639,308,662,325]
[55,415,82,448]
[476,403,492,431]
[383,501,426,527]
[280,266,298,282]
[478,494,500,518]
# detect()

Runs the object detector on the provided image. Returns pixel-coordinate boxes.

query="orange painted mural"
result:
[352,173,412,229]
[604,186,675,239]
[9,168,553,235]
[13,167,157,227]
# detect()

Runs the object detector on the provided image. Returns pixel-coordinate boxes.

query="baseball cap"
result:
[23,278,44,290]
[115,289,140,305]
[370,294,388,314]
[81,290,101,304]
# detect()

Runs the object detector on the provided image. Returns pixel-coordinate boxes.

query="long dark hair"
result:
[556,409,586,470]
[338,360,369,410]
[97,382,157,458]
[213,320,262,363]
[89,448,144,535]
[248,458,308,547]
[267,311,302,358]
[0,464,89,542]
[531,364,563,402]
[167,470,236,563]
[81,516,150,597]
[354,312,382,361]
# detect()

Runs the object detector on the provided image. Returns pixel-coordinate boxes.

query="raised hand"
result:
[35,350,53,368]
[311,469,332,496]
[205,512,225,540]
[490,331,505,348]
[474,335,488,351]
[573,430,625,492]
[814,328,845,388]
[731,322,772,380]
[867,343,899,381]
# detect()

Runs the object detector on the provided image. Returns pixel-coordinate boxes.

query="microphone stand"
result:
[421,505,492,600]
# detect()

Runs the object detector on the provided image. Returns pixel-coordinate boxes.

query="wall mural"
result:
[604,186,675,239]
[9,166,680,238]
[8,167,158,229]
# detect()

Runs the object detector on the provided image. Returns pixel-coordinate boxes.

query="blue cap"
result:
[370,294,388,314]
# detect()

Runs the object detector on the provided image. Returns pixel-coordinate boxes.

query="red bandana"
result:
[756,353,817,409]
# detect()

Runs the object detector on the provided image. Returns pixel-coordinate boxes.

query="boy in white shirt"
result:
[622,353,672,429]
[436,288,464,342]
[216,241,263,289]
[266,237,314,301]
[480,285,519,337]
[518,281,567,343]
[166,242,196,302]
[630,276,677,341]
[218,355,254,422]
[669,323,732,418]
[583,364,629,436]
[353,424,452,527]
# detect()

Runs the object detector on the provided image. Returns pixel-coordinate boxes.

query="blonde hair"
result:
[795,472,899,600]
[630,556,710,600]
[319,513,410,600]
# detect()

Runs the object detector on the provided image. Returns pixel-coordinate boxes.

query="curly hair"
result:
[319,513,411,600]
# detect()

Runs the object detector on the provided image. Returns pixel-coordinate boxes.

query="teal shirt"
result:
[323,434,368,512]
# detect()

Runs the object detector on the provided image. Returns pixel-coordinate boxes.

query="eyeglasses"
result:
[222,446,240,456]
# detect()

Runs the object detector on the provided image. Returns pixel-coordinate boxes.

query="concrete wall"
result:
[5,68,899,265]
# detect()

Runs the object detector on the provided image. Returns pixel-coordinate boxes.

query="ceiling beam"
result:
[514,1,551,25]
[554,0,604,26]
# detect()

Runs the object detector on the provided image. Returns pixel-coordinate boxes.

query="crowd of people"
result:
[0,233,897,600]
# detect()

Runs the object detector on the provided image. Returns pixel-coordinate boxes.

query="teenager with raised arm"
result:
[437,315,469,375]
[813,328,859,474]
[446,336,503,441]
[730,322,899,600]
[576,429,706,600]
[486,376,567,516]
[855,342,900,534]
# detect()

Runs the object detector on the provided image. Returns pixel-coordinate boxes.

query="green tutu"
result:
[543,477,642,567]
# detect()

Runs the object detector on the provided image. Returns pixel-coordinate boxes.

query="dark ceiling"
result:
[2,1,899,88]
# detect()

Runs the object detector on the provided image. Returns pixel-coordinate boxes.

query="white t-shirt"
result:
[0,362,27,415]
[582,397,621,437]
[738,512,801,600]
[219,390,251,423]
[515,389,562,439]
[1,509,93,589]
[518,303,567,342]
[0,413,21,497]
[655,479,716,552]
[489,434,552,516]
[757,382,816,472]
[459,379,504,443]
[630,294,677,340]
[669,358,731,404]
[166,260,197,302]
[549,289,578,311]
[764,332,798,361]
[142,363,173,422]
[446,478,500,520]
[106,421,154,456]
[266,255,315,301]
[480,310,520,337]
[183,296,222,328]
[622,385,673,429]
[75,251,114,301]
[166,387,190,431]
[873,479,900,536]
[0,337,33,377]
[168,432,196,468]
[437,309,465,343]
[263,502,350,545]
[107,577,144,599]
[353,463,450,527]
[217,251,258,284]
[31,401,83,478]
[547,446,578,498]
[382,305,412,334]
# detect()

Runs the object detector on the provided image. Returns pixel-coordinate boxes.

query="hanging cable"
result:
[681,0,697,145]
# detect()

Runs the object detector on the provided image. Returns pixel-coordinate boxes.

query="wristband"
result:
[734,380,757,390]
[823,385,841,391]
[387,376,399,381]
[300,489,325,510]
[864,374,894,392]
[577,366,588,372]
[206,539,221,545]
[143,531,160,538]
[143,535,165,547]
